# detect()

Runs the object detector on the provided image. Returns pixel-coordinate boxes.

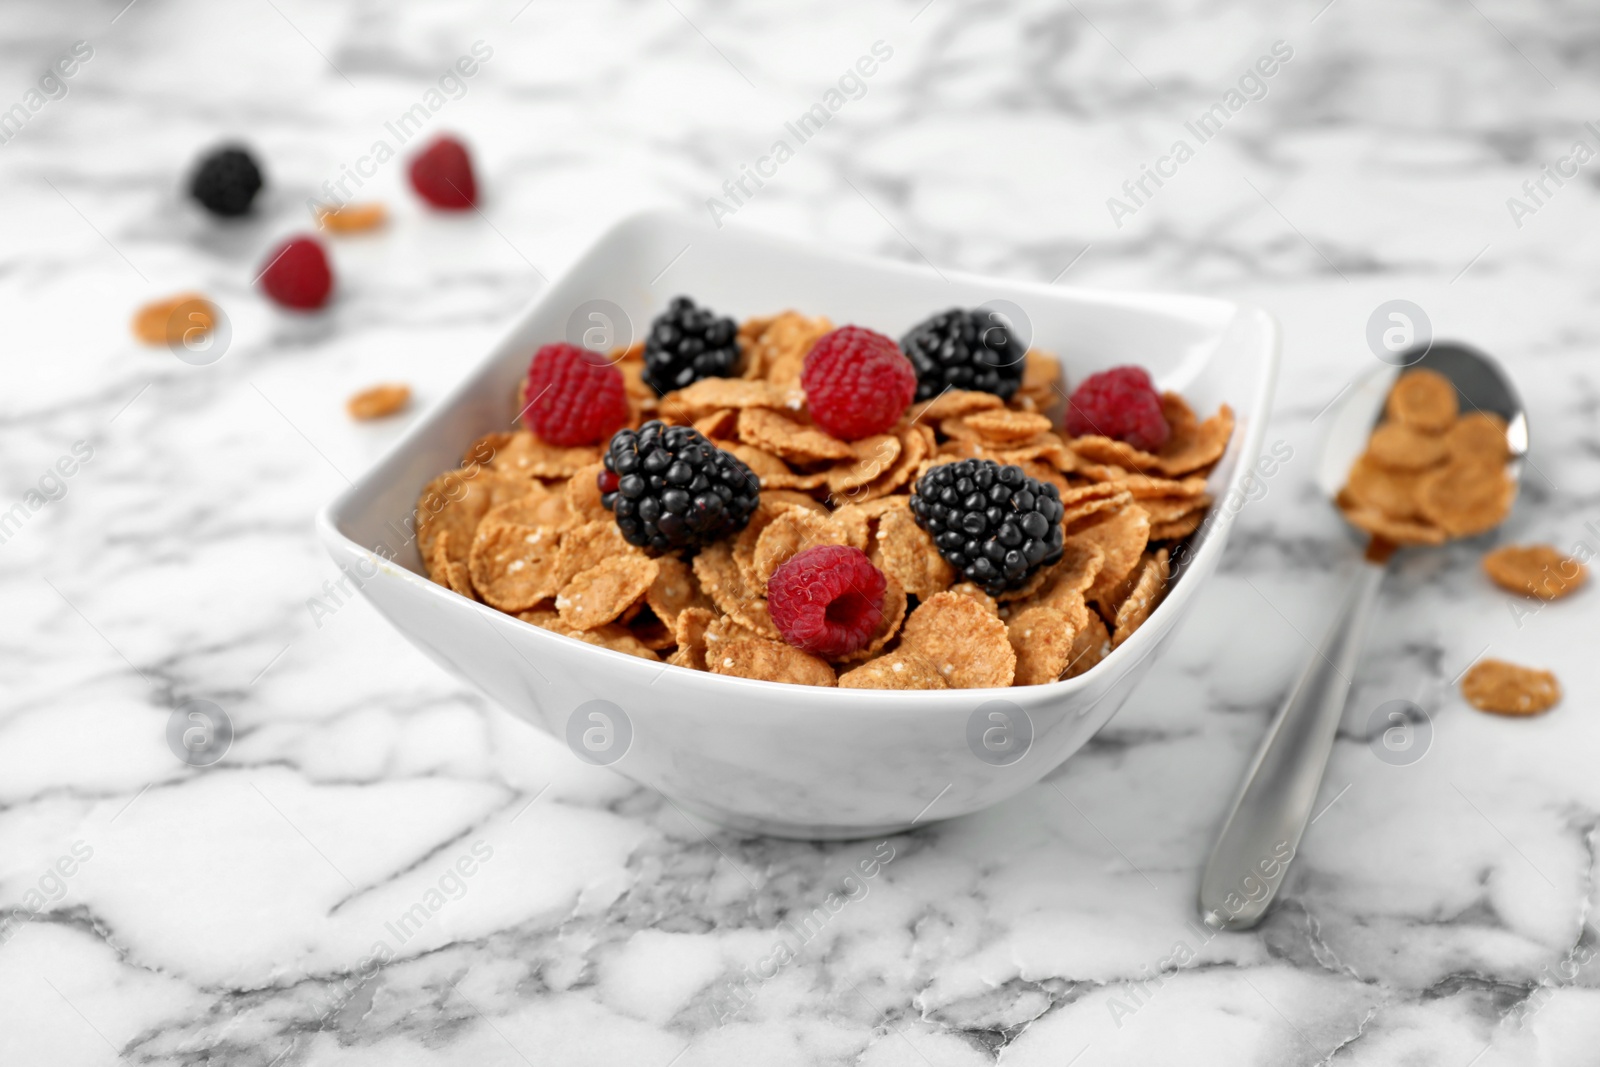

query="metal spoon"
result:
[1197,341,1528,931]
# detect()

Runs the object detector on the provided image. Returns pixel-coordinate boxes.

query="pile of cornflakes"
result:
[415,311,1235,689]
[1336,367,1516,545]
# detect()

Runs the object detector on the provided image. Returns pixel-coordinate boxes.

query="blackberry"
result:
[189,146,264,217]
[910,458,1064,596]
[601,420,758,553]
[642,296,740,396]
[899,308,1026,401]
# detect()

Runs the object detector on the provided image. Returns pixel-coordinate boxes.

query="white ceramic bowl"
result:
[317,211,1279,839]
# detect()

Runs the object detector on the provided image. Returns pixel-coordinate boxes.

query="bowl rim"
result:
[316,209,1280,705]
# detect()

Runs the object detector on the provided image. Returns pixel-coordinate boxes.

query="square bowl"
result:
[317,211,1279,839]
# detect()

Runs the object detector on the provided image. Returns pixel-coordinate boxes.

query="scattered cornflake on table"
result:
[346,383,411,420]
[317,202,388,233]
[1482,544,1588,600]
[132,292,215,346]
[1461,658,1561,716]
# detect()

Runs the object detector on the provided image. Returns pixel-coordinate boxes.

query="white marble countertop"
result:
[3,0,1599,1063]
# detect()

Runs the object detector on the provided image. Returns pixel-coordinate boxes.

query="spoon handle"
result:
[1197,557,1387,930]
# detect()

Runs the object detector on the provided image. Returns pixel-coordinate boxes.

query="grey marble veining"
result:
[2,0,1599,1064]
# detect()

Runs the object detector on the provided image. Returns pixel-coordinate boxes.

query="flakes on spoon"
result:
[1336,368,1516,546]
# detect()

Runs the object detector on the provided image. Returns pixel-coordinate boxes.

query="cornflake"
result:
[1482,544,1587,600]
[133,292,215,346]
[898,591,1016,689]
[873,507,955,600]
[468,521,560,612]
[1461,659,1560,716]
[1110,548,1169,647]
[647,555,713,627]
[1065,612,1112,678]
[1008,602,1088,685]
[427,530,474,598]
[838,650,948,690]
[346,383,411,421]
[557,556,658,631]
[1072,504,1151,606]
[709,637,837,686]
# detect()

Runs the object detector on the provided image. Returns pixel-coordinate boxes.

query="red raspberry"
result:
[801,326,916,441]
[409,135,477,210]
[523,343,629,447]
[258,236,333,310]
[1065,365,1170,451]
[767,545,887,659]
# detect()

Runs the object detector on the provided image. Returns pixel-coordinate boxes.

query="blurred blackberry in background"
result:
[189,146,264,217]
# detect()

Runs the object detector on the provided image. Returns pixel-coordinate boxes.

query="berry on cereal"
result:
[258,236,333,310]
[911,458,1065,597]
[1065,366,1170,452]
[767,545,887,659]
[899,308,1027,401]
[189,145,264,217]
[522,342,629,447]
[408,134,477,209]
[801,325,917,441]
[643,296,742,396]
[602,421,759,553]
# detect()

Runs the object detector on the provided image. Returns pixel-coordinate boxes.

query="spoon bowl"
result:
[1315,342,1529,500]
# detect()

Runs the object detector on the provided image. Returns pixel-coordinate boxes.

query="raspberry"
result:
[258,236,333,310]
[603,421,759,552]
[522,343,629,447]
[189,145,264,217]
[408,135,477,210]
[767,545,887,658]
[801,326,917,441]
[1064,366,1170,452]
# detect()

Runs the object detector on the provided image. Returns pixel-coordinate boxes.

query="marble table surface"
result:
[3,0,1599,1063]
